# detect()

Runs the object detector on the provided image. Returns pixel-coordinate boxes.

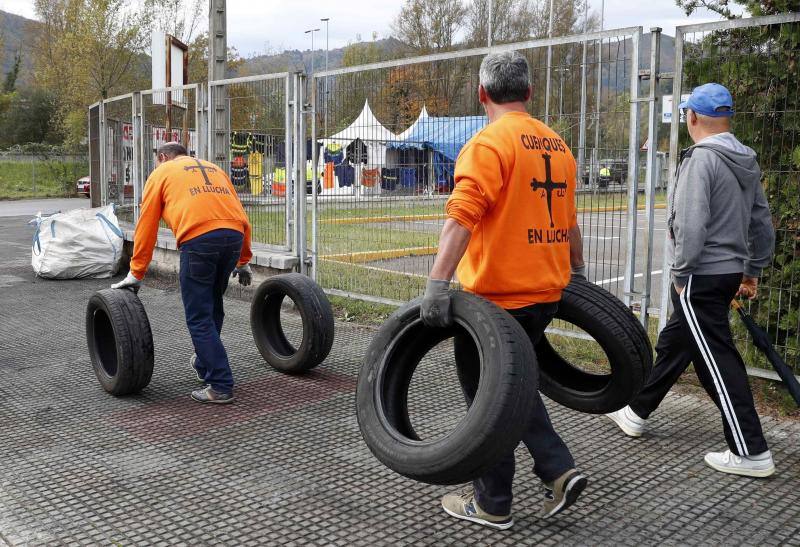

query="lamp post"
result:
[320,18,330,138]
[304,28,320,74]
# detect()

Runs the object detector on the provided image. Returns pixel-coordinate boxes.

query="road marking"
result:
[596,269,663,286]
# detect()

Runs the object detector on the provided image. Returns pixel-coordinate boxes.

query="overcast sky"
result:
[1,0,741,56]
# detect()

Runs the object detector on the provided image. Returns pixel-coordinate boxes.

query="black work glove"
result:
[420,279,452,327]
[571,264,587,280]
[232,264,253,286]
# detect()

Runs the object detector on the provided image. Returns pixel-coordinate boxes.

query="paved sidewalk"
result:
[1,214,799,546]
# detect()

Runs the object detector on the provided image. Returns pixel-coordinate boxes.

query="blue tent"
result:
[386,115,487,188]
[387,115,487,160]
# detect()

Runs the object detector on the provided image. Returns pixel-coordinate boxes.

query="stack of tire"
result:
[86,273,335,395]
[356,276,652,485]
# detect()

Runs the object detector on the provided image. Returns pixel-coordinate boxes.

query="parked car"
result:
[76,176,91,197]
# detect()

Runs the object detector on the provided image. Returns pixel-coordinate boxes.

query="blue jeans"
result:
[179,228,243,394]
[455,301,575,516]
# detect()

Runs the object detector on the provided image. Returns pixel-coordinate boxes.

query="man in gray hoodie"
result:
[606,83,776,477]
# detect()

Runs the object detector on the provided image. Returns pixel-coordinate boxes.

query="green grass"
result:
[245,189,669,305]
[0,160,88,199]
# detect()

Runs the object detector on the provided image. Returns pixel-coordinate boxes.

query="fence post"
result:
[293,72,308,276]
[310,76,319,282]
[577,35,588,187]
[659,28,684,332]
[285,75,295,253]
[640,27,662,328]
[132,91,143,223]
[622,28,642,307]
[99,100,108,206]
[195,84,207,161]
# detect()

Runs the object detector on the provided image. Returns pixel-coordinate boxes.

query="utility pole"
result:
[209,0,228,163]
[305,28,320,74]
[321,18,330,138]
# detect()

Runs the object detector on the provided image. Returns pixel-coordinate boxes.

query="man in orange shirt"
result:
[421,52,587,530]
[112,142,253,404]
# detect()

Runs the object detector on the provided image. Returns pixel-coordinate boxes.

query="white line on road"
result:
[596,269,663,286]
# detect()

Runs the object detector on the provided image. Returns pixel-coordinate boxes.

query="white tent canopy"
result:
[319,100,396,166]
[394,105,429,141]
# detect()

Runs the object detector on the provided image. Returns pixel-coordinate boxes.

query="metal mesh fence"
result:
[209,74,291,250]
[312,28,643,306]
[669,14,800,371]
[100,94,135,222]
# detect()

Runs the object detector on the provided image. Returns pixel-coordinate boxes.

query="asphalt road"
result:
[363,208,668,312]
[0,198,90,218]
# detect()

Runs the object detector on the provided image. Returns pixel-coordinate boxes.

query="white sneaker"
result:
[606,406,646,437]
[704,449,775,478]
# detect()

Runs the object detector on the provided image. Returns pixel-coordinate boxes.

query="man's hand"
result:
[571,263,587,280]
[111,272,141,292]
[674,283,684,296]
[737,276,758,300]
[421,279,452,328]
[232,264,252,286]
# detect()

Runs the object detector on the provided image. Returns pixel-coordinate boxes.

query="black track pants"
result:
[630,273,768,456]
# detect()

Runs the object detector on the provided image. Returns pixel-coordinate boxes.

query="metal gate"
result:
[208,73,297,253]
[310,27,651,314]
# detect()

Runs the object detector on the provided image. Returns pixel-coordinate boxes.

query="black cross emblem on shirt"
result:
[183,159,218,186]
[531,153,567,228]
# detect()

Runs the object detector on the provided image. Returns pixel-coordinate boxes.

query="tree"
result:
[144,0,203,45]
[3,51,21,93]
[185,32,246,84]
[0,88,59,147]
[677,0,800,365]
[33,0,150,145]
[467,0,536,45]
[393,0,467,54]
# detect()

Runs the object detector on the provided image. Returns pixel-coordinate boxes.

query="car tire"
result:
[250,273,334,373]
[86,288,154,395]
[535,276,653,414]
[357,291,538,485]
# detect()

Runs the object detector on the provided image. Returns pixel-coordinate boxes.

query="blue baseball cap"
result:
[679,83,734,117]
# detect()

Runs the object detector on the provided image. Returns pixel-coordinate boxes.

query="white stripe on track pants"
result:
[629,273,768,456]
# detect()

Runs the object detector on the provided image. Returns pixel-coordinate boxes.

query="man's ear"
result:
[478,84,488,105]
[524,85,531,102]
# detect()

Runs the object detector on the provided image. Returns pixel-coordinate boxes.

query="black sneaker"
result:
[543,469,587,518]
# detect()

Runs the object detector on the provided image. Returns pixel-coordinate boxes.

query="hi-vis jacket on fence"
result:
[129,156,253,279]
[446,111,578,309]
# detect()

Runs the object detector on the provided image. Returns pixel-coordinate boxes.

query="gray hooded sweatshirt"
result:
[668,132,775,287]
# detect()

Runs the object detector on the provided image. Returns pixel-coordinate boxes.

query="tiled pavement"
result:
[1,214,799,546]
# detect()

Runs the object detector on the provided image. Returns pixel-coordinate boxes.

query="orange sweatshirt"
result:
[130,156,253,279]
[447,111,577,309]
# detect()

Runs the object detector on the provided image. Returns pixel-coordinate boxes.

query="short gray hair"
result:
[157,142,188,158]
[479,51,530,104]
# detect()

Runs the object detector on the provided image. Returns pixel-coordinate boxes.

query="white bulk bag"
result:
[31,204,124,279]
